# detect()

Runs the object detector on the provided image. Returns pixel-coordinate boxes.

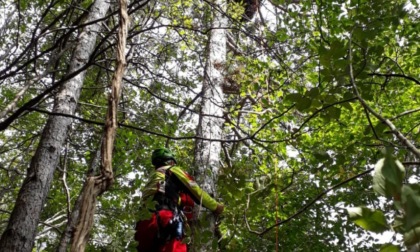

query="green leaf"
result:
[347,206,389,233]
[285,93,302,103]
[295,97,312,112]
[313,150,330,161]
[401,184,420,230]
[330,40,347,60]
[379,243,400,252]
[306,87,320,98]
[393,215,405,233]
[374,122,388,135]
[341,100,353,111]
[404,225,420,246]
[327,107,341,120]
[372,150,405,199]
[20,0,29,10]
[319,45,331,66]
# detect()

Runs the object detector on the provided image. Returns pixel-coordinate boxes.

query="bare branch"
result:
[391,107,420,121]
[61,142,72,220]
[369,72,420,86]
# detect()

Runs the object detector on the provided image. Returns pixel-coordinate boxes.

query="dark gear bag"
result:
[135,167,188,251]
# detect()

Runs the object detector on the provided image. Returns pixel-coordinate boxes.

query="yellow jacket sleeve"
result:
[169,166,219,212]
[141,169,165,201]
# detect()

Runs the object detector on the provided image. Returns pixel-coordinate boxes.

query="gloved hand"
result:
[213,204,224,215]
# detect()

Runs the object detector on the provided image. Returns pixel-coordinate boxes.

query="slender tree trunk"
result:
[193,0,227,249]
[70,0,129,250]
[56,147,101,252]
[0,1,110,251]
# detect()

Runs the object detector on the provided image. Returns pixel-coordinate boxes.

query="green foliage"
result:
[348,152,420,249]
[1,0,420,250]
[401,184,420,241]
[227,1,245,21]
[347,207,388,233]
[380,243,400,252]
[373,149,406,199]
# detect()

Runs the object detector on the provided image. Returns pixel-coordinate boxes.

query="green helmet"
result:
[151,148,177,167]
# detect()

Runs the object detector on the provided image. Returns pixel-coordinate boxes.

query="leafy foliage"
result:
[373,151,406,199]
[347,207,388,233]
[348,150,420,250]
[0,0,420,251]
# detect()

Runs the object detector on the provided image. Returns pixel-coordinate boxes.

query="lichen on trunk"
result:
[193,0,227,249]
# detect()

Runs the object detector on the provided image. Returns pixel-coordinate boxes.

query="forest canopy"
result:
[0,0,419,251]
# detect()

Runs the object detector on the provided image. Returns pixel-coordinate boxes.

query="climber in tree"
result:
[134,147,224,252]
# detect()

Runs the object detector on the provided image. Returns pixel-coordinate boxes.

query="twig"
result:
[292,97,357,137]
[368,72,420,86]
[391,107,420,121]
[62,142,72,220]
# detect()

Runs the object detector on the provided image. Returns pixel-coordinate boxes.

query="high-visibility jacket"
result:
[135,165,220,251]
[141,165,219,214]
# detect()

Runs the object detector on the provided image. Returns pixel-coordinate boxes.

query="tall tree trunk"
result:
[0,1,110,251]
[70,0,129,250]
[193,0,227,249]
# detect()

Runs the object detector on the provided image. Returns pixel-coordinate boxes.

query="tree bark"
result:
[56,147,101,252]
[193,0,227,249]
[70,0,129,250]
[0,1,110,251]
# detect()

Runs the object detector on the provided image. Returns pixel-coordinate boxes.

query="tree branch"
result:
[292,97,358,137]
[369,72,420,86]
[246,168,374,236]
[0,62,92,131]
[391,107,420,121]
[28,107,295,144]
[348,35,420,159]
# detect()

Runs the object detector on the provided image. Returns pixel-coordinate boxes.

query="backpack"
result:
[152,166,180,210]
[154,166,194,219]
